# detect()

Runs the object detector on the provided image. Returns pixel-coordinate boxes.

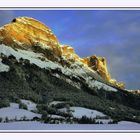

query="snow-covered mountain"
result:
[0,17,124,89]
[0,17,140,125]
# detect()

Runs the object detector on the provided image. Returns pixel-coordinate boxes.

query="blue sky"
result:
[0,10,140,89]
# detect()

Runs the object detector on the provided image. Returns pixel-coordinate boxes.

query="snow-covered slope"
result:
[0,44,117,93]
[20,99,37,111]
[59,107,107,119]
[0,102,41,122]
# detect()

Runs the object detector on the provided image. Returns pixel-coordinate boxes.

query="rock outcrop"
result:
[82,55,111,81]
[0,17,125,89]
[61,45,79,61]
[127,90,140,95]
[0,17,61,60]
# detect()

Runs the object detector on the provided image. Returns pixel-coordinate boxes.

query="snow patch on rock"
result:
[88,80,117,92]
[0,58,9,72]
[0,44,59,70]
[49,101,65,107]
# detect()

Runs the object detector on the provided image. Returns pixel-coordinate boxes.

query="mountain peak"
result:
[0,17,124,89]
[0,16,61,57]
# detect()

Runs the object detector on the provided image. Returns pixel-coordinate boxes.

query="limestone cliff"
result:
[0,17,125,89]
[0,17,61,60]
[82,55,111,81]
[82,55,125,89]
[61,45,124,89]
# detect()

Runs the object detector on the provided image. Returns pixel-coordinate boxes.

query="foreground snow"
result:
[59,107,107,119]
[0,121,139,130]
[0,103,41,121]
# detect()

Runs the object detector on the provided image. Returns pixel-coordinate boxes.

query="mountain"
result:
[0,17,140,124]
[0,17,124,88]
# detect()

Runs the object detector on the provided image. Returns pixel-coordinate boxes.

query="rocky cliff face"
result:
[82,55,125,89]
[0,17,124,89]
[82,55,111,81]
[0,17,61,60]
